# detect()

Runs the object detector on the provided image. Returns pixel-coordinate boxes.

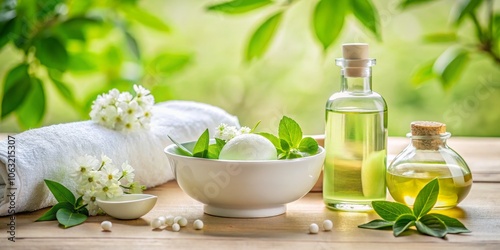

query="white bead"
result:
[172,223,181,232]
[323,220,333,231]
[157,216,166,226]
[101,221,112,231]
[165,215,174,226]
[309,223,319,234]
[150,218,162,229]
[173,216,182,224]
[193,219,204,230]
[178,217,188,227]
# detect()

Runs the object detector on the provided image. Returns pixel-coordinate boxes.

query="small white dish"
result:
[164,142,325,218]
[96,194,157,220]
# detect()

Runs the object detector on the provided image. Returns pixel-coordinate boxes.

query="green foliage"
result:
[359,179,471,238]
[0,0,176,129]
[408,0,500,89]
[37,179,88,228]
[207,0,382,59]
[193,129,210,158]
[245,11,283,61]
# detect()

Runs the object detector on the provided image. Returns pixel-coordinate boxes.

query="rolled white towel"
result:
[0,100,239,216]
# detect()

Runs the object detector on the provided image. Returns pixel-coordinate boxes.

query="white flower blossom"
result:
[239,126,251,134]
[71,155,99,182]
[214,124,246,142]
[89,85,154,132]
[120,161,135,183]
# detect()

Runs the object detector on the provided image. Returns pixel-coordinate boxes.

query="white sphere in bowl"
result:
[219,134,277,160]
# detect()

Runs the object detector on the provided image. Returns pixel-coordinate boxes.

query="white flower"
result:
[239,126,251,134]
[96,181,123,199]
[82,190,100,216]
[215,124,240,142]
[134,84,151,98]
[89,86,154,132]
[120,162,135,183]
[71,155,99,182]
[101,163,120,184]
[77,170,102,194]
[124,181,145,194]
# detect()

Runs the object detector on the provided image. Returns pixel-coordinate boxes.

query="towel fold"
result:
[0,101,239,216]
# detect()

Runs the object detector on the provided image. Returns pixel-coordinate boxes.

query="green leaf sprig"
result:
[36,180,88,228]
[168,116,319,160]
[358,178,470,238]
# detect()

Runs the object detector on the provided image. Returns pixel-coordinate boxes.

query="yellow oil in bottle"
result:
[386,163,472,209]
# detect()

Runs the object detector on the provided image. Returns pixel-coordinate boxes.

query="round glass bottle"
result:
[386,121,472,209]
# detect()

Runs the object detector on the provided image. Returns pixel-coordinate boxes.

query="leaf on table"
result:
[358,219,394,229]
[452,0,484,25]
[193,129,210,158]
[413,178,439,218]
[349,0,381,41]
[16,77,45,129]
[372,200,413,221]
[1,64,32,118]
[44,179,76,205]
[245,11,283,61]
[416,214,447,238]
[428,213,471,234]
[36,201,74,222]
[399,0,435,9]
[411,61,436,86]
[56,208,87,228]
[35,36,68,72]
[312,0,346,50]
[278,116,303,148]
[207,0,272,14]
[393,214,416,236]
[433,47,469,90]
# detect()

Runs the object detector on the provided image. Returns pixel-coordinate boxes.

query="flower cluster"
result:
[72,154,145,216]
[90,85,154,132]
[214,124,251,142]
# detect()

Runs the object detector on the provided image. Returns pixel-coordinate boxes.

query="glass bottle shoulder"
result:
[326,91,387,113]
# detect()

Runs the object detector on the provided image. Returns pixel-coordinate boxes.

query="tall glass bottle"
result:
[323,43,388,212]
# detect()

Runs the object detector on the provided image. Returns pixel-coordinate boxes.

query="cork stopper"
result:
[410,121,447,150]
[342,43,370,77]
[342,43,369,59]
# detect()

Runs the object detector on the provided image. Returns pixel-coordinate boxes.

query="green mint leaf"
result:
[208,139,226,159]
[287,149,302,159]
[372,201,413,221]
[298,137,319,155]
[416,214,447,238]
[167,135,193,156]
[428,213,471,234]
[56,208,87,228]
[36,202,74,222]
[44,179,76,205]
[358,219,393,229]
[280,139,290,152]
[413,178,439,219]
[258,132,281,150]
[193,129,210,158]
[278,116,302,148]
[393,214,416,237]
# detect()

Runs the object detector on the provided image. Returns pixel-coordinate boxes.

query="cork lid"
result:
[342,43,369,59]
[410,121,446,136]
[341,43,371,77]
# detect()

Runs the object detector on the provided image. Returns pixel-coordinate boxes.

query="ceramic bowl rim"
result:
[96,194,157,204]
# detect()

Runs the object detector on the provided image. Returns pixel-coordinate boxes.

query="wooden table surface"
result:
[1,135,500,249]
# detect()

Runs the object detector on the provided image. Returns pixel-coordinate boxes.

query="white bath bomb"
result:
[219,134,277,160]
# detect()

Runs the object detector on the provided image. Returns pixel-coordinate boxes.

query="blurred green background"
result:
[0,0,499,136]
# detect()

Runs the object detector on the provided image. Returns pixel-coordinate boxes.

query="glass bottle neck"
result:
[407,133,451,150]
[341,70,373,93]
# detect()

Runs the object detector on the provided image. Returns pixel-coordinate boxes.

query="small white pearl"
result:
[178,217,188,227]
[165,215,174,226]
[323,220,333,231]
[173,216,182,224]
[101,221,112,231]
[157,216,166,226]
[172,223,181,232]
[309,223,319,234]
[150,218,162,229]
[193,219,204,230]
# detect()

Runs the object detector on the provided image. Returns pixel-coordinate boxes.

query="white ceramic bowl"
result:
[96,194,157,220]
[164,142,325,218]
